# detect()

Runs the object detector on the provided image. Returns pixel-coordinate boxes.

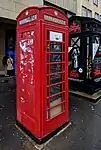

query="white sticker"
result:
[50,31,63,42]
[79,68,83,73]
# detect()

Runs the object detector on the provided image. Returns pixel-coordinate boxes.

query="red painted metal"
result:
[16,6,69,139]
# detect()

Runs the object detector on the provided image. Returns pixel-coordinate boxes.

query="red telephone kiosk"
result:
[16,6,69,143]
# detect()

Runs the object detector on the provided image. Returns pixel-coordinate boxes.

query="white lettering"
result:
[19,14,37,25]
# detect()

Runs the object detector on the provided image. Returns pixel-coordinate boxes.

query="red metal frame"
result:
[16,6,69,140]
[42,24,68,135]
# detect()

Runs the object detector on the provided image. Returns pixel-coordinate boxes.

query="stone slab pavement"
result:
[0,79,101,150]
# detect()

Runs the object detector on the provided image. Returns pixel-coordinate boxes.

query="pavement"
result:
[0,78,101,150]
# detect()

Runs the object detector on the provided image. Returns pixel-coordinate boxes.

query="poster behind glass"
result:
[93,45,101,82]
[69,37,84,80]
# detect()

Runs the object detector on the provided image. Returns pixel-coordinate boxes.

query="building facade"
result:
[77,0,101,21]
[0,0,77,20]
[0,0,77,73]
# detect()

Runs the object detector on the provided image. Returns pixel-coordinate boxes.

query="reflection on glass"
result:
[50,64,62,73]
[50,54,62,62]
[50,42,62,52]
[50,94,62,102]
[50,74,62,84]
[49,105,62,118]
[50,84,62,95]
[49,94,63,118]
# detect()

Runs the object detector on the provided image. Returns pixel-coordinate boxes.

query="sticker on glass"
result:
[50,31,63,42]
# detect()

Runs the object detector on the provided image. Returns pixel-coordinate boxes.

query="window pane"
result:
[82,6,92,18]
[87,9,92,17]
[50,64,62,73]
[49,94,63,118]
[93,0,98,6]
[50,54,62,62]
[50,94,62,103]
[99,15,101,22]
[95,12,99,20]
[82,6,87,17]
[50,74,62,84]
[50,42,62,52]
[50,84,62,95]
[49,105,63,118]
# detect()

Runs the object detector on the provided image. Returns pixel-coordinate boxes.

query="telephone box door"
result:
[42,24,68,135]
[17,25,37,127]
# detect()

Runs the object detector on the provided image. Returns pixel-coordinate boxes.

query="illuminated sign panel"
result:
[19,14,37,25]
[44,15,66,25]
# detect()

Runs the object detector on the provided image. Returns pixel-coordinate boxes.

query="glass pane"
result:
[50,74,62,84]
[87,9,92,18]
[50,54,62,62]
[50,94,62,103]
[93,0,98,6]
[50,84,62,95]
[50,64,62,73]
[95,12,99,20]
[50,42,62,52]
[49,105,63,118]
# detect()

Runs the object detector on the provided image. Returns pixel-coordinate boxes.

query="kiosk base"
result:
[69,79,101,94]
[69,89,101,103]
[16,120,70,145]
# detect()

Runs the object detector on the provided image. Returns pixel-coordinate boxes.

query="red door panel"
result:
[42,24,68,136]
[17,27,36,121]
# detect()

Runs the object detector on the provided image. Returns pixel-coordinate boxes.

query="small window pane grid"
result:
[82,6,92,18]
[46,30,66,119]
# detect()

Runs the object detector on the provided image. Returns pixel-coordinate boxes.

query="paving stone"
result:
[0,80,101,150]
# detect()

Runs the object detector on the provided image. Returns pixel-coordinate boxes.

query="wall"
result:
[0,0,77,73]
[45,0,77,14]
[0,0,43,20]
[0,0,77,20]
[77,0,101,18]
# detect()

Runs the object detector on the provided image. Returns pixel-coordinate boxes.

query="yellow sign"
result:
[44,15,66,25]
